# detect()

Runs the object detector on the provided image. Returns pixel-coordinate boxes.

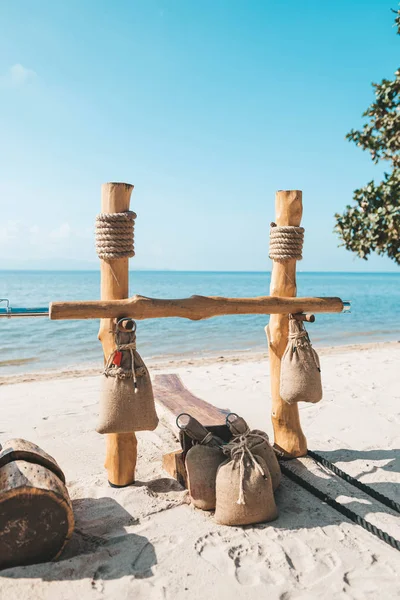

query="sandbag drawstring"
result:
[230,441,266,505]
[288,318,321,372]
[224,428,270,505]
[104,329,145,382]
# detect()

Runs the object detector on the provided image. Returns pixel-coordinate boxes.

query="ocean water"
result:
[0,271,399,375]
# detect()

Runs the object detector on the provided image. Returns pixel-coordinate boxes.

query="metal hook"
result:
[116,317,137,333]
[226,412,239,426]
[176,413,191,430]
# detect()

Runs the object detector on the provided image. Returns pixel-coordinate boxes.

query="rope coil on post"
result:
[95,211,136,259]
[269,222,304,262]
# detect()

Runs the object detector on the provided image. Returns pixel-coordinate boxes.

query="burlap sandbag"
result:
[215,447,278,526]
[280,317,322,405]
[185,444,226,510]
[97,327,158,434]
[227,415,281,491]
[178,414,226,510]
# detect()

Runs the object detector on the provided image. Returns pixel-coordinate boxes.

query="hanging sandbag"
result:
[215,438,278,526]
[280,316,322,405]
[97,319,158,434]
[226,413,281,491]
[178,414,225,511]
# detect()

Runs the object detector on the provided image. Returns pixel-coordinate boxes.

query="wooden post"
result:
[268,190,307,457]
[98,182,137,486]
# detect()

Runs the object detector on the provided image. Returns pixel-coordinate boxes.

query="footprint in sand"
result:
[195,531,342,589]
[229,541,286,586]
[278,537,341,588]
[307,546,341,587]
[195,532,235,575]
[343,562,397,599]
[195,532,286,586]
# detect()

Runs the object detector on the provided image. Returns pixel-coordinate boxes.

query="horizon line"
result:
[0,269,398,275]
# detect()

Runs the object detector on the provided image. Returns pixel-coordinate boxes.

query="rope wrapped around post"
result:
[269,222,304,262]
[95,211,136,259]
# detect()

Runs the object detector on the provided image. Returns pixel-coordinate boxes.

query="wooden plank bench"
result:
[153,374,230,486]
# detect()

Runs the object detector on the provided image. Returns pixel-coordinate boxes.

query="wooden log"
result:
[49,295,344,321]
[0,438,65,483]
[162,450,188,488]
[98,182,137,487]
[0,442,74,569]
[267,190,308,458]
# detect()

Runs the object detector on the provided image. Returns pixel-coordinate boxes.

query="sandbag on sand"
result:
[186,445,226,510]
[226,414,281,491]
[178,414,225,511]
[215,441,278,526]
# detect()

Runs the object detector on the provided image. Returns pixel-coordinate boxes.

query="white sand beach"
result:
[0,342,399,600]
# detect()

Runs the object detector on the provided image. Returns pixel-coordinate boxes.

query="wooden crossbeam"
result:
[49,295,344,321]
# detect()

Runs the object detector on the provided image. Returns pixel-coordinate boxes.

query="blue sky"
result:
[0,0,398,271]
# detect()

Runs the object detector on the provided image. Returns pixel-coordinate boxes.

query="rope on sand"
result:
[277,451,400,552]
[308,449,400,514]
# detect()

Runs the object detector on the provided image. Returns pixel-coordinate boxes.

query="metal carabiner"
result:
[176,413,192,430]
[226,412,239,427]
[116,317,137,333]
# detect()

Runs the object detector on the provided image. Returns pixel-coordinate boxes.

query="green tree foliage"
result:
[334,9,400,264]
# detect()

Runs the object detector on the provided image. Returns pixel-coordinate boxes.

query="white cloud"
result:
[0,64,37,88]
[50,223,71,240]
[0,221,20,244]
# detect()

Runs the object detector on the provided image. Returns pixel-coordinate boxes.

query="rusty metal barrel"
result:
[0,439,74,569]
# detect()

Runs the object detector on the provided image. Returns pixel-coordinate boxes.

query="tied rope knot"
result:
[289,328,309,349]
[230,427,270,446]
[288,319,321,371]
[95,211,136,260]
[225,428,270,505]
[269,222,304,262]
[104,329,146,382]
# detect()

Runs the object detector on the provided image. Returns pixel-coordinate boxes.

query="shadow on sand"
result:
[255,447,400,536]
[309,447,400,501]
[0,495,158,581]
[0,452,398,580]
[0,473,187,581]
